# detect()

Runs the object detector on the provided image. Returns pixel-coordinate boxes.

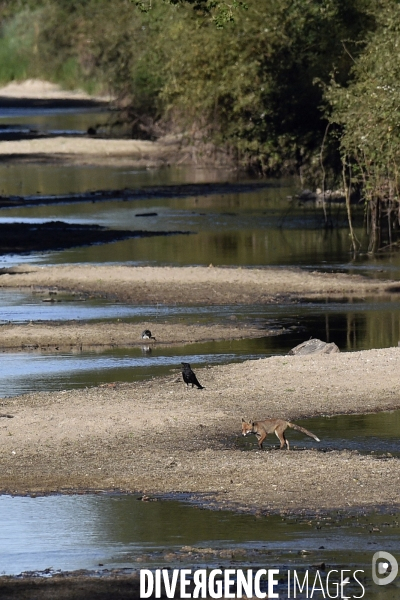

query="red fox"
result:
[241,417,320,450]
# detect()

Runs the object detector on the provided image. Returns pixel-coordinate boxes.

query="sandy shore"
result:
[0,79,186,168]
[1,263,398,305]
[0,79,112,101]
[0,321,265,351]
[1,346,400,516]
[0,134,185,168]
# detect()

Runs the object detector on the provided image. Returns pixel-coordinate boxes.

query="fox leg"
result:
[256,430,266,449]
[275,428,289,450]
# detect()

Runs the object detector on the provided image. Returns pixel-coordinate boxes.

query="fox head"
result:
[241,418,255,436]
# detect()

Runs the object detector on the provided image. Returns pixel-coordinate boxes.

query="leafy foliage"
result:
[159,0,372,173]
[134,0,248,28]
[0,7,40,82]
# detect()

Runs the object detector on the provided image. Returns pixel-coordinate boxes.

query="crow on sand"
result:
[181,362,204,389]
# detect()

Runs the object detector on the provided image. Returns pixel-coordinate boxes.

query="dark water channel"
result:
[0,182,373,271]
[2,104,400,594]
[0,106,110,141]
[1,100,400,278]
[2,161,400,279]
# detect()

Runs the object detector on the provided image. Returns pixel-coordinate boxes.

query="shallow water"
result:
[2,290,400,398]
[0,160,236,198]
[238,410,400,457]
[0,493,399,598]
[0,103,399,279]
[0,339,270,397]
[4,176,400,282]
[298,411,400,456]
[0,182,367,270]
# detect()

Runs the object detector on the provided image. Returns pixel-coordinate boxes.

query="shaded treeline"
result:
[0,0,374,174]
[1,0,400,252]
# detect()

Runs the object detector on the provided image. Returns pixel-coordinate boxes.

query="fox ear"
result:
[241,417,245,422]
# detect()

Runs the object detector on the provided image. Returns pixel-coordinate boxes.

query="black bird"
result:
[181,362,204,389]
[141,329,156,340]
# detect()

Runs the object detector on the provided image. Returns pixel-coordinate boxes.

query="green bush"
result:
[0,8,39,82]
[160,0,373,174]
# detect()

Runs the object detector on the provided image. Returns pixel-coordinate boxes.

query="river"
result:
[0,99,399,598]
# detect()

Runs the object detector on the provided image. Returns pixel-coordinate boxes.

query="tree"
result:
[327,0,400,253]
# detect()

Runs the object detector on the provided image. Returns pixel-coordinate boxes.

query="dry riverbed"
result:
[0,262,398,352]
[0,319,264,351]
[1,263,400,516]
[1,344,400,513]
[1,260,400,600]
[1,81,400,598]
[1,263,398,305]
[0,79,186,169]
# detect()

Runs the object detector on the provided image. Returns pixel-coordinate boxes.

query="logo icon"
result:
[372,551,398,586]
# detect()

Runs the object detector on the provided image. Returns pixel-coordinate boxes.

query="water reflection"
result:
[0,163,236,198]
[3,158,400,280]
[1,493,400,582]
[2,290,400,396]
[0,102,399,279]
[0,179,370,269]
[300,411,400,456]
[0,291,253,323]
[0,332,301,398]
[0,495,104,574]
[0,343,256,397]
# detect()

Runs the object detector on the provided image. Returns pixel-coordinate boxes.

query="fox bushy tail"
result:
[288,422,320,442]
